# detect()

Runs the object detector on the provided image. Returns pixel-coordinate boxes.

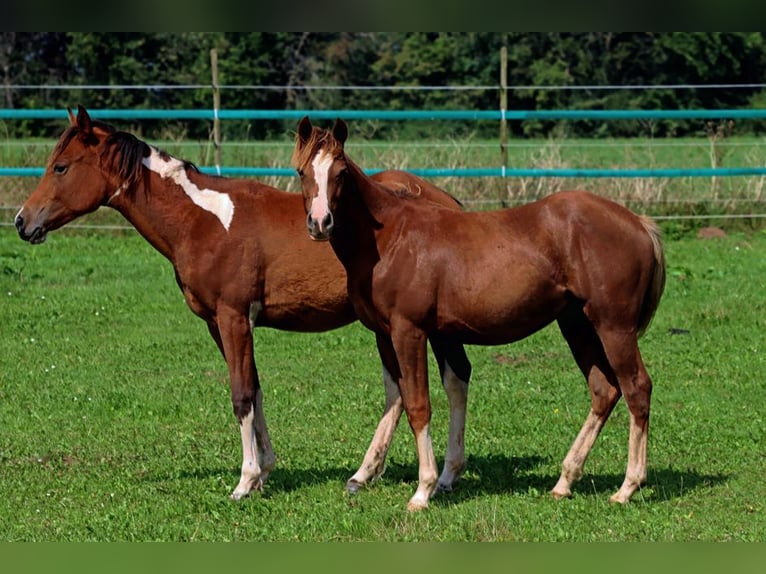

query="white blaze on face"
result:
[309,150,333,232]
[142,147,234,231]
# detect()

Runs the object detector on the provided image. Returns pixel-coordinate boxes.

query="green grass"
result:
[1,225,765,541]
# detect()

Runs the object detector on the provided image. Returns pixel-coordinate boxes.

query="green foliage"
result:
[3,33,766,140]
[1,227,765,541]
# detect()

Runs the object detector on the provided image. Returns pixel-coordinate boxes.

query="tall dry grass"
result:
[2,133,766,222]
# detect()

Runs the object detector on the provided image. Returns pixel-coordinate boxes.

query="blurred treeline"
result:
[2,32,766,140]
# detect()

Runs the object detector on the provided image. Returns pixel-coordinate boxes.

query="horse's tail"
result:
[637,215,666,337]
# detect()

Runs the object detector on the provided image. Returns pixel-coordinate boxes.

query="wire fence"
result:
[2,82,766,226]
[7,82,766,91]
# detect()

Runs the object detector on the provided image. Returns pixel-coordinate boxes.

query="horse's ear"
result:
[74,105,100,145]
[75,105,92,134]
[297,116,313,144]
[332,118,348,145]
[67,107,76,125]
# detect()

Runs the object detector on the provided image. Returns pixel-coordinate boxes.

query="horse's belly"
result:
[255,292,356,332]
[257,305,356,332]
[437,308,558,345]
[435,280,567,345]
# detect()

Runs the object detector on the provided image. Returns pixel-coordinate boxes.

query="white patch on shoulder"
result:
[143,147,234,231]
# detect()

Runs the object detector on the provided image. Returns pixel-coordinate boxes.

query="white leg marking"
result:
[552,409,605,499]
[309,151,333,233]
[231,405,263,500]
[143,147,234,230]
[609,412,647,504]
[407,425,438,511]
[437,363,468,491]
[252,388,275,481]
[347,368,403,490]
[245,303,274,480]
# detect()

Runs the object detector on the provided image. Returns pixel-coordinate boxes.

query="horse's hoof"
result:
[550,488,572,500]
[230,477,263,500]
[346,479,363,495]
[608,493,629,504]
[230,490,249,501]
[436,482,453,494]
[406,500,428,512]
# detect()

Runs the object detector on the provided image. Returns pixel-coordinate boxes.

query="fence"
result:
[1,106,766,226]
[1,107,766,180]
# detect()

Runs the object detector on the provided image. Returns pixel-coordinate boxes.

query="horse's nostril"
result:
[322,213,334,233]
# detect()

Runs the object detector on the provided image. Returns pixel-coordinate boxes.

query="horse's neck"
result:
[346,160,395,218]
[332,162,390,267]
[109,172,197,261]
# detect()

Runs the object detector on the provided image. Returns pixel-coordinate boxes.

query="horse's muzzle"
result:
[14,214,47,244]
[306,212,333,241]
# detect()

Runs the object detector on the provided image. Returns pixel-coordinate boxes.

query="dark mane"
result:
[56,120,199,195]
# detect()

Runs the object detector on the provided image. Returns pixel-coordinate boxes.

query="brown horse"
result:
[293,116,666,511]
[14,105,471,501]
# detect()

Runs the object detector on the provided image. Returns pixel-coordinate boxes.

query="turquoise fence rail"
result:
[2,107,766,178]
[4,166,766,178]
[2,108,766,121]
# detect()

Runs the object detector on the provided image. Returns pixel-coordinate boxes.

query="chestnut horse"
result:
[14,106,471,501]
[293,116,666,511]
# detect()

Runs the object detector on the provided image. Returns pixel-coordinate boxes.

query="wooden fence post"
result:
[499,45,509,207]
[210,48,222,175]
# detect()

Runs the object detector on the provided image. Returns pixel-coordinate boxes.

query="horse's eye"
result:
[53,164,68,175]
[296,169,304,177]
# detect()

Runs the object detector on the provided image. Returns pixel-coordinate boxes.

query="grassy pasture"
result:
[0,224,765,541]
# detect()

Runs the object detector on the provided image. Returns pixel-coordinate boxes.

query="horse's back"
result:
[537,190,658,268]
[371,170,462,210]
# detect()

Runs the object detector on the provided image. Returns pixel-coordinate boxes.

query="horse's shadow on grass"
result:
[177,453,728,505]
[428,454,729,506]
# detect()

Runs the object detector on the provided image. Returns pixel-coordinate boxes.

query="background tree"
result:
[1,32,765,140]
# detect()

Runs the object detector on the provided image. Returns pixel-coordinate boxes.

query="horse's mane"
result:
[57,120,199,196]
[292,125,422,200]
[291,125,344,174]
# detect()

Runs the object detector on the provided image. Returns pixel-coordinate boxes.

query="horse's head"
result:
[15,105,134,244]
[293,116,349,241]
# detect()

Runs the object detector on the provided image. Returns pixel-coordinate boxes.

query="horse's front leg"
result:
[346,331,408,492]
[346,363,403,493]
[209,309,275,500]
[389,319,438,511]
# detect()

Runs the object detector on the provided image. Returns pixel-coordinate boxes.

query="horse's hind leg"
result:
[552,309,621,499]
[430,339,471,492]
[596,329,652,504]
